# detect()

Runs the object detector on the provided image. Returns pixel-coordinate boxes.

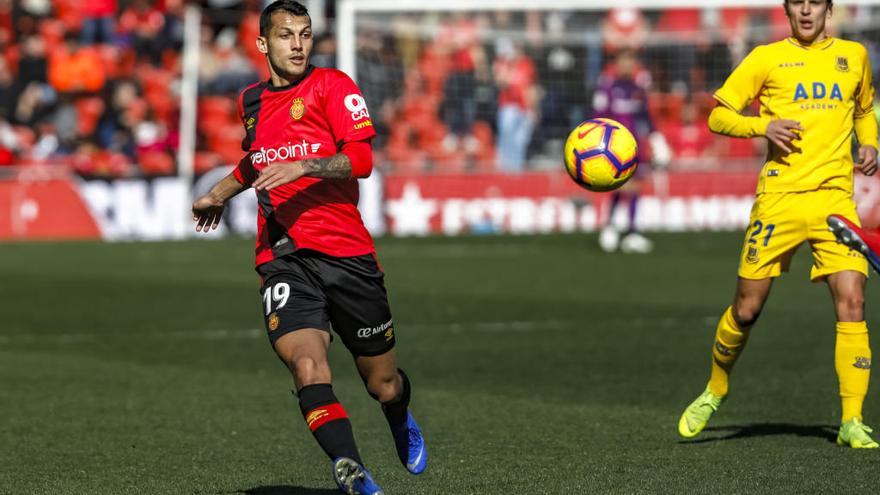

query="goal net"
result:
[337,0,880,175]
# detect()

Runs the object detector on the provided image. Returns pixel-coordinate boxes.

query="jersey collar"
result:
[265,65,316,92]
[786,36,835,51]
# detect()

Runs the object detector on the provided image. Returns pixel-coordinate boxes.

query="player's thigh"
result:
[737,193,806,280]
[806,189,868,282]
[258,259,333,351]
[322,254,396,358]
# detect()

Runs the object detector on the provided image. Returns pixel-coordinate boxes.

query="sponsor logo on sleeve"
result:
[344,94,370,121]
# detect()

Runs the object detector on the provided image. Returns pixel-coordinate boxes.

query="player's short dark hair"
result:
[260,0,310,36]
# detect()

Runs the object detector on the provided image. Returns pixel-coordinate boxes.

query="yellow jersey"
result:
[714,37,878,194]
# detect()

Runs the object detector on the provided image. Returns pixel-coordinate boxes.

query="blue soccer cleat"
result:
[390,411,427,474]
[332,457,384,495]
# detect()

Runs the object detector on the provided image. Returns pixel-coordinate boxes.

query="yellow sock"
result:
[708,306,750,397]
[836,321,871,423]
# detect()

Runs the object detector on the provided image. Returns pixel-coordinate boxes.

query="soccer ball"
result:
[563,118,638,192]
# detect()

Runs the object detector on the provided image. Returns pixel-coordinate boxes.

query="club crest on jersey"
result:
[290,97,305,120]
[836,56,849,72]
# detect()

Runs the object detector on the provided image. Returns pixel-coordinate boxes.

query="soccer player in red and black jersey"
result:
[191,2,426,493]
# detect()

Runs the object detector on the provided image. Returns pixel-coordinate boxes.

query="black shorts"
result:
[256,250,395,357]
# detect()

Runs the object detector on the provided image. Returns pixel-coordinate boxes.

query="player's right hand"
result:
[192,194,225,233]
[765,119,803,155]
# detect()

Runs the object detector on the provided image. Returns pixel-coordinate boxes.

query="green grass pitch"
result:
[1,233,878,494]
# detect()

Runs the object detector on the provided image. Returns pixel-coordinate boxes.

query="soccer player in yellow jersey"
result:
[678,0,880,448]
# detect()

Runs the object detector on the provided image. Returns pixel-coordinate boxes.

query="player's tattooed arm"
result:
[253,153,352,191]
[299,153,353,180]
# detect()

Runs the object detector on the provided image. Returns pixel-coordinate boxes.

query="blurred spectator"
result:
[439,14,488,161]
[0,57,15,120]
[0,0,12,46]
[311,33,336,68]
[648,8,701,92]
[80,0,117,45]
[202,0,245,37]
[48,33,106,94]
[96,80,142,158]
[662,101,714,164]
[161,0,186,53]
[535,12,587,158]
[355,31,403,151]
[602,8,647,56]
[118,0,166,65]
[494,37,537,171]
[212,28,257,94]
[11,82,55,128]
[17,35,49,88]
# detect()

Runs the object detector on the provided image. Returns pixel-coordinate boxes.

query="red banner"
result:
[0,169,100,240]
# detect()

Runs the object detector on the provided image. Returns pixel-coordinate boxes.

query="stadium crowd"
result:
[0,1,877,176]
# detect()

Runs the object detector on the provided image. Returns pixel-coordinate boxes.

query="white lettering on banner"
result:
[80,178,189,240]
[385,182,753,236]
[250,141,321,165]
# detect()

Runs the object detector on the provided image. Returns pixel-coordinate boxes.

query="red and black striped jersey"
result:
[233,66,378,266]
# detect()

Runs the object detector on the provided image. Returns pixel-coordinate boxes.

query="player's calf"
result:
[381,369,428,474]
[298,384,363,464]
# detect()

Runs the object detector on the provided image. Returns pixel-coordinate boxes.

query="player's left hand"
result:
[856,145,879,176]
[253,162,306,191]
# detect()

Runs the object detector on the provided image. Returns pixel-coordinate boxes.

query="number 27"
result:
[748,220,775,247]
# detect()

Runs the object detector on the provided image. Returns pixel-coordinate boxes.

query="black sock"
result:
[382,368,411,428]
[298,384,362,463]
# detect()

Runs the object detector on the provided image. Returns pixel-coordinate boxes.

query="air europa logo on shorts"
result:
[250,140,322,165]
[357,319,393,339]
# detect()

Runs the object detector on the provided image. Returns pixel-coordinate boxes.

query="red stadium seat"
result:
[138,150,175,175]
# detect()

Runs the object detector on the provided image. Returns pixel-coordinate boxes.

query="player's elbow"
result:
[707,106,728,135]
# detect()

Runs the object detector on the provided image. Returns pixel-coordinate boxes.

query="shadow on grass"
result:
[678,423,838,444]
[236,486,340,495]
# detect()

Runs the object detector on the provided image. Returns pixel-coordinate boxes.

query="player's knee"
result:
[289,356,331,386]
[365,372,401,403]
[732,304,761,328]
[836,292,865,321]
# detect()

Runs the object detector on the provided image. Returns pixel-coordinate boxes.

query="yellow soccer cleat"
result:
[678,388,725,438]
[837,418,879,449]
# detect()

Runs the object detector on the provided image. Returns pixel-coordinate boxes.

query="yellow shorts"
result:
[737,188,867,282]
